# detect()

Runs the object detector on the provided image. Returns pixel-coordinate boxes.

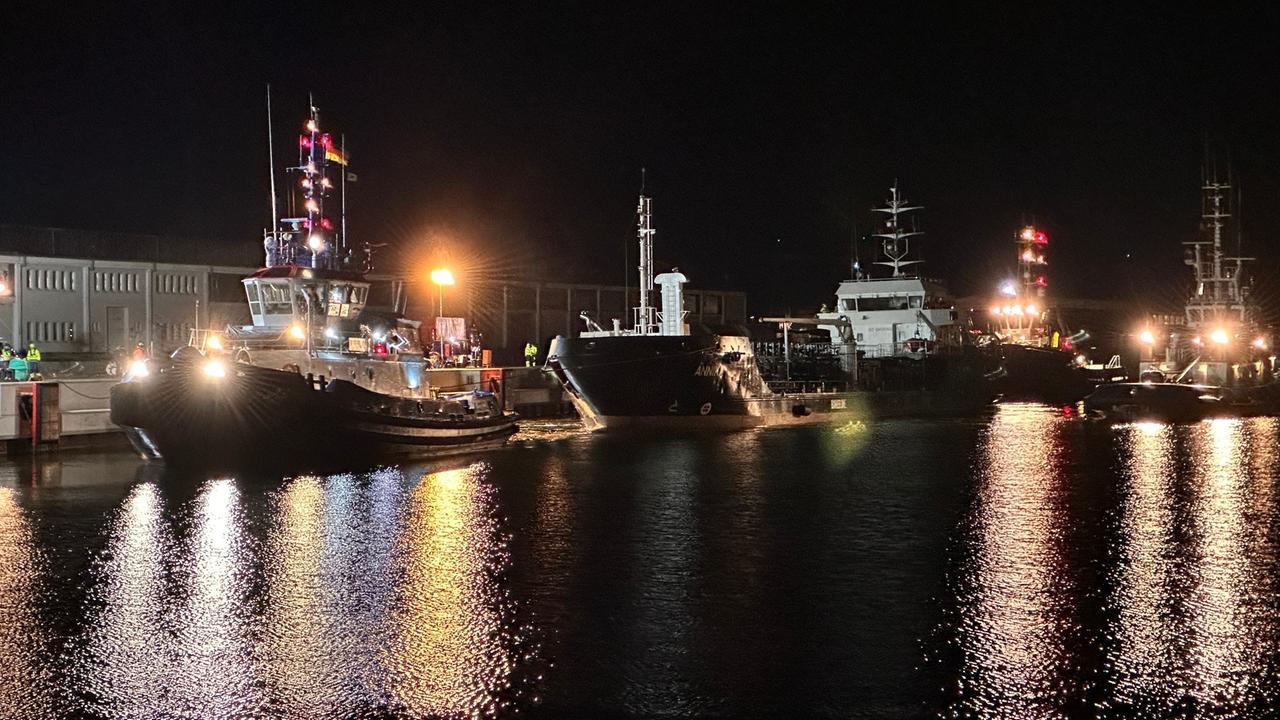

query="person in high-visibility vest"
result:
[0,345,11,381]
[26,343,40,376]
[524,342,538,367]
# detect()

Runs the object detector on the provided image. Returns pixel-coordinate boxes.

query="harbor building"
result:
[0,224,747,362]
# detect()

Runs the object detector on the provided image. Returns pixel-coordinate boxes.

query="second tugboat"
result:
[1086,162,1279,420]
[110,101,517,468]
[984,224,1097,402]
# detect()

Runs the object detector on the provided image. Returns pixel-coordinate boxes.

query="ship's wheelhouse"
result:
[243,267,370,328]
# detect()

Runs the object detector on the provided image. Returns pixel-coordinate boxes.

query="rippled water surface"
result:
[4,407,1280,717]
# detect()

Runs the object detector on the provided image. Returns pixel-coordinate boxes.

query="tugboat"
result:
[110,101,517,468]
[1102,163,1280,416]
[546,183,994,431]
[983,224,1096,402]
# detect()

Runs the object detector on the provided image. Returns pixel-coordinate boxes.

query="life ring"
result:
[699,402,712,415]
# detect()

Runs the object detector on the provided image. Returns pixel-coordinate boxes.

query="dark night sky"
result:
[5,4,1280,315]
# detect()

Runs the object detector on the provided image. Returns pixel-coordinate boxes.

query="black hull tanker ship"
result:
[111,102,516,468]
[549,185,994,431]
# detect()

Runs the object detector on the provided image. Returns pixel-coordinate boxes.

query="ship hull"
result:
[993,343,1096,403]
[110,359,517,470]
[548,333,994,431]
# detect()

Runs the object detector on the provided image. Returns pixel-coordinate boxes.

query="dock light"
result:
[203,359,226,378]
[289,324,306,341]
[1011,305,1024,316]
[431,268,456,317]
[1025,303,1038,316]
[1254,337,1268,350]
[990,306,1002,315]
[307,234,324,252]
[1138,329,1154,345]
[206,334,223,351]
[324,327,339,340]
[999,282,1017,297]
[1210,328,1229,345]
[128,359,150,378]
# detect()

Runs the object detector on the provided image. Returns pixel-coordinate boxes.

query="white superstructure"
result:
[817,185,961,360]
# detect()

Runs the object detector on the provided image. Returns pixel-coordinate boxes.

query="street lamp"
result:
[430,268,455,318]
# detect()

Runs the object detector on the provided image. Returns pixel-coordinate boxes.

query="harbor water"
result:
[2,405,1280,718]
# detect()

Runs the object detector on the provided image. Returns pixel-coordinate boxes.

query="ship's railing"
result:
[766,379,849,394]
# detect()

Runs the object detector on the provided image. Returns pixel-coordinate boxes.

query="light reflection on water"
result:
[71,462,540,719]
[0,488,55,719]
[8,408,1280,716]
[950,403,1074,716]
[943,408,1280,718]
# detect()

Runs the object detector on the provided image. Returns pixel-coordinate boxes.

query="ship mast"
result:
[870,184,923,277]
[267,98,346,270]
[1183,161,1250,328]
[634,175,657,334]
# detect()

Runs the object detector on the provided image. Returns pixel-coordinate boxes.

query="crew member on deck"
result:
[524,342,538,367]
[26,343,41,375]
[132,343,146,360]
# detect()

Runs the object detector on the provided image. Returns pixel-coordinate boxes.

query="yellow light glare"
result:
[128,359,150,377]
[1138,329,1154,345]
[1025,304,1038,316]
[430,268,456,286]
[990,306,1002,316]
[1253,337,1267,350]
[206,335,223,351]
[1210,328,1229,345]
[203,359,226,378]
[307,234,324,251]
[289,324,306,340]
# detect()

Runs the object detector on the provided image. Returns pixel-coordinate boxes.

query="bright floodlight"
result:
[128,359,150,377]
[1254,337,1268,350]
[1025,304,1037,316]
[289,324,306,340]
[430,268,456,286]
[999,282,1017,297]
[203,359,227,378]
[206,334,223,351]
[1138,329,1154,345]
[990,306,1002,315]
[307,234,324,251]
[1210,328,1229,345]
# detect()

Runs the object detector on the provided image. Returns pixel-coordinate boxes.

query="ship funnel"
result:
[654,272,689,336]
